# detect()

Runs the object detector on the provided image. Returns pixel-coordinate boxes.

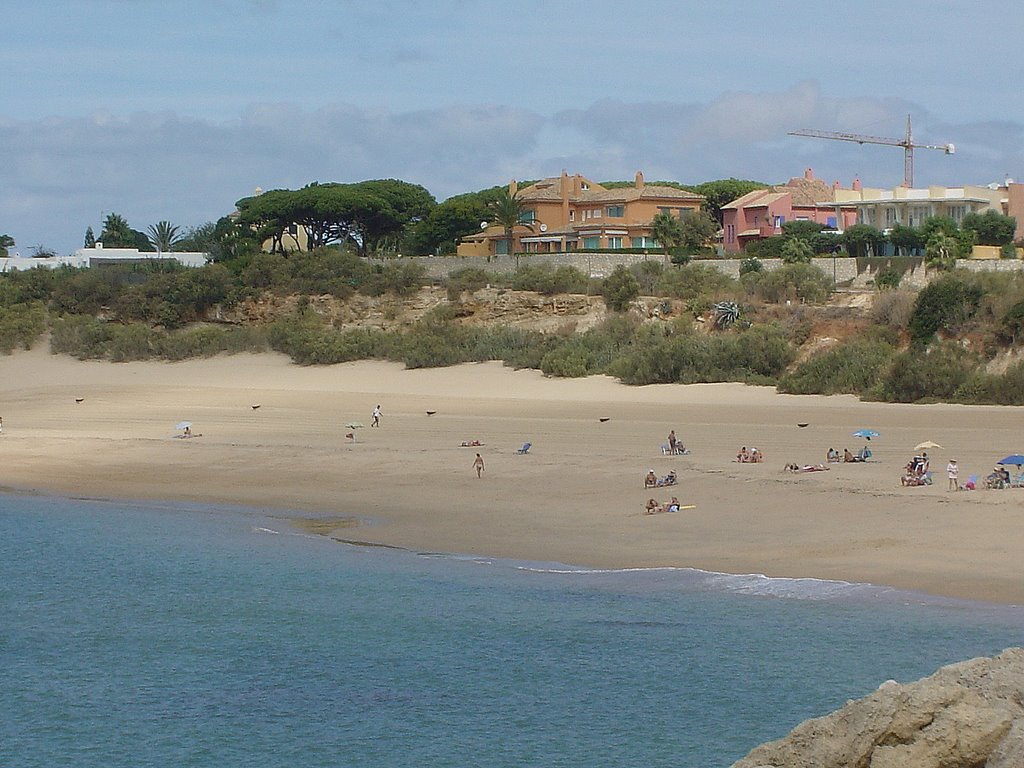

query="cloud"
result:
[3,83,1023,254]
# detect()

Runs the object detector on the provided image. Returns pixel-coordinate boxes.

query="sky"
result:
[3,0,1024,255]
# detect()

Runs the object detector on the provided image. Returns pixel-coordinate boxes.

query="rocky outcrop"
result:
[732,647,1024,768]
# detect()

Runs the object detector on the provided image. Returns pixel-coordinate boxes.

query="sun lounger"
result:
[516,442,532,455]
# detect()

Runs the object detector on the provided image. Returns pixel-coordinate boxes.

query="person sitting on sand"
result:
[666,497,680,513]
[657,470,677,487]
[645,498,663,515]
[750,448,763,463]
[645,470,658,488]
[826,448,839,463]
[736,447,750,463]
[843,448,855,463]
[784,462,800,472]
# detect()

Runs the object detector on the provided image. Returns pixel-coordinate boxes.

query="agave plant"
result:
[712,300,740,329]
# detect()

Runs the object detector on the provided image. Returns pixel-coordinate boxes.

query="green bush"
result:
[654,263,737,299]
[445,267,492,301]
[908,274,983,347]
[873,343,976,402]
[743,263,832,303]
[629,260,664,295]
[739,258,763,276]
[510,263,588,295]
[778,338,897,395]
[607,322,793,385]
[601,265,640,311]
[0,301,47,353]
[874,267,902,290]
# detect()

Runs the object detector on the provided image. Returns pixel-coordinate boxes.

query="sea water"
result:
[3,494,1024,768]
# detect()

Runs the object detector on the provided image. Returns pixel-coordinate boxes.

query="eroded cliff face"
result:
[732,648,1024,768]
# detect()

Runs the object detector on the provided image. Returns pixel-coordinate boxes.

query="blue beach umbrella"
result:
[996,454,1024,466]
[852,429,879,440]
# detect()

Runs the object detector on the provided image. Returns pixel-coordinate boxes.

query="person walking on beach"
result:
[947,459,959,491]
[473,453,485,478]
[371,404,382,428]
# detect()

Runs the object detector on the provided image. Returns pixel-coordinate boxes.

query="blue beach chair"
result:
[516,442,532,455]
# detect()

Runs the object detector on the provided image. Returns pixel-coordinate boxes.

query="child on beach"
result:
[473,453,485,478]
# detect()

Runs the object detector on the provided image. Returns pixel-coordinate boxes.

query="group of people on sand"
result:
[666,430,687,455]
[827,446,871,463]
[900,453,932,486]
[645,469,677,488]
[645,496,682,515]
[735,446,763,463]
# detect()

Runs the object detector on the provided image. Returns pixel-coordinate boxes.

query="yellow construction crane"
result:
[788,114,954,188]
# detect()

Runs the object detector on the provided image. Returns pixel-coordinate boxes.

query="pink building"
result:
[721,169,859,253]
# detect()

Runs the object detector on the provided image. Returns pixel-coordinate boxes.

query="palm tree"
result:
[146,221,182,254]
[99,213,135,248]
[489,187,534,266]
[650,211,683,257]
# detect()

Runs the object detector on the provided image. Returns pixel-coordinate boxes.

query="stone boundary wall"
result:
[371,252,1024,290]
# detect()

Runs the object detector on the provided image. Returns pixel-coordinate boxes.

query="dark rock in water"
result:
[731,647,1024,768]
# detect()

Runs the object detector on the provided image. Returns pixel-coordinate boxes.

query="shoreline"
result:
[3,347,1024,604]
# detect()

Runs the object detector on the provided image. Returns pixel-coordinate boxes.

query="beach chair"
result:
[516,442,532,455]
[661,443,672,456]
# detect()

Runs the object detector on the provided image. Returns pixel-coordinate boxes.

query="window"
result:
[826,217,836,228]
[726,225,735,243]
[581,182,589,190]
[948,205,966,223]
[287,224,298,236]
[495,239,509,255]
[519,209,536,223]
[593,208,602,218]
[569,210,575,222]
[582,236,599,249]
[606,205,624,218]
[608,236,623,248]
[773,215,785,228]
[885,207,899,226]
[632,236,646,248]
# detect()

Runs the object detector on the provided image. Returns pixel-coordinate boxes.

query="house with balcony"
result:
[834,183,1008,231]
[457,171,705,256]
[721,169,859,253]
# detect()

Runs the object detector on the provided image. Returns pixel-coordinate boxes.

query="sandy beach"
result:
[2,346,1024,604]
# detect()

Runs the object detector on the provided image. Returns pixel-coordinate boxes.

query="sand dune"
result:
[2,346,1024,603]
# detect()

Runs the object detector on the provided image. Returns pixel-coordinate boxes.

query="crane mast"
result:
[788,114,954,187]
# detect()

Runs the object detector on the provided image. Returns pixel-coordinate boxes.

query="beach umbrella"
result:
[852,429,879,440]
[175,421,192,430]
[996,454,1024,466]
[914,441,943,450]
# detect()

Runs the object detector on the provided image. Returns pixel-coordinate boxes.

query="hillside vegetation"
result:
[5,250,1024,405]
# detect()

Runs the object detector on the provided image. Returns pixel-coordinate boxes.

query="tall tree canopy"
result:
[99,213,152,251]
[961,210,1016,246]
[403,187,505,256]
[235,179,435,257]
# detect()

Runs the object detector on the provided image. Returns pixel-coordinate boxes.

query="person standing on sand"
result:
[473,453,485,478]
[371,404,382,427]
[668,430,677,455]
[0,415,4,435]
[947,459,959,491]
